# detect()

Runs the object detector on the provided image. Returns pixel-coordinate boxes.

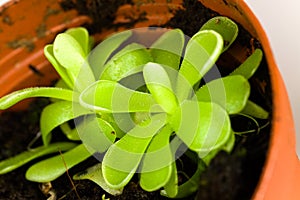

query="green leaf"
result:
[66,27,90,55]
[100,43,152,81]
[195,75,250,114]
[230,49,263,79]
[173,161,206,198]
[200,16,238,52]
[150,29,184,69]
[89,30,132,78]
[79,80,162,113]
[41,101,92,145]
[0,142,76,174]
[26,144,92,182]
[140,125,173,191]
[170,101,231,153]
[53,33,95,88]
[44,45,74,88]
[160,161,178,198]
[77,116,116,153]
[143,62,178,114]
[53,33,85,80]
[102,114,166,189]
[241,100,269,119]
[73,163,123,196]
[0,87,75,110]
[177,30,223,100]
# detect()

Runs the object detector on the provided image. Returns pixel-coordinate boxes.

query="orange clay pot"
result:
[0,0,299,199]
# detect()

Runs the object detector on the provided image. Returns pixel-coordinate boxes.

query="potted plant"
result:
[0,0,299,199]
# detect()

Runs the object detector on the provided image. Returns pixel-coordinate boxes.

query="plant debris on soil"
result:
[0,0,272,199]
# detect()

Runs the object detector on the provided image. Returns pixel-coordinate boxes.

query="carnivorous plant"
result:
[0,16,269,198]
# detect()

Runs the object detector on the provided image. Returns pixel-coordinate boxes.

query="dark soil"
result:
[0,100,48,200]
[59,0,133,34]
[0,0,272,199]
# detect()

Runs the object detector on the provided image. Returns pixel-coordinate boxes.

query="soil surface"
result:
[0,0,272,199]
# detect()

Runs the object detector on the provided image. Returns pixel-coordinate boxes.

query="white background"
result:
[1,0,300,157]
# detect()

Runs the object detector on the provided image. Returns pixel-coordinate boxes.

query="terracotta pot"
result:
[0,0,299,199]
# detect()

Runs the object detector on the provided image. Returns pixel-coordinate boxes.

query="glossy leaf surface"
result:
[77,116,116,153]
[102,114,166,189]
[200,16,238,52]
[26,144,92,182]
[0,142,76,174]
[89,30,132,78]
[170,101,231,153]
[41,101,91,145]
[195,75,250,114]
[0,87,75,110]
[100,43,152,81]
[140,125,173,191]
[80,80,162,113]
[150,29,184,69]
[177,30,223,100]
[143,63,178,114]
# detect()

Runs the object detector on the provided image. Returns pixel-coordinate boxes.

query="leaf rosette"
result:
[0,17,269,198]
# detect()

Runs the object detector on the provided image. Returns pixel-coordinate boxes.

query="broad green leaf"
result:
[73,163,123,196]
[177,30,223,100]
[170,101,231,153]
[241,100,269,119]
[140,125,173,191]
[102,114,166,189]
[53,33,85,80]
[41,101,92,145]
[230,49,263,79]
[100,43,152,81]
[79,80,163,113]
[143,63,178,114]
[0,142,76,174]
[160,162,178,198]
[200,16,238,52]
[0,87,75,110]
[66,27,90,55]
[89,30,132,78]
[44,45,73,88]
[173,161,206,198]
[26,144,92,182]
[150,29,184,69]
[77,116,116,153]
[195,75,250,114]
[53,33,95,88]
